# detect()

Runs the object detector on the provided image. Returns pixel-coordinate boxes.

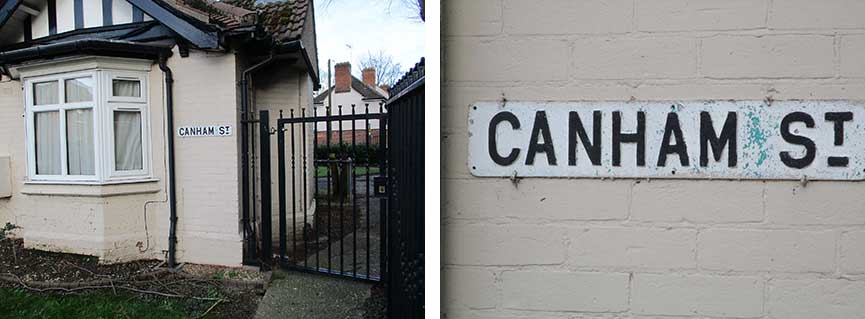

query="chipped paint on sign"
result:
[468,100,865,180]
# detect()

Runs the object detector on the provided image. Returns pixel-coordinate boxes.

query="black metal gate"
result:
[384,58,425,318]
[257,104,388,282]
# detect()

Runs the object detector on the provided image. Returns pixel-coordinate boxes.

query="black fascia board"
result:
[1,21,161,49]
[0,38,171,65]
[0,0,23,29]
[125,0,218,49]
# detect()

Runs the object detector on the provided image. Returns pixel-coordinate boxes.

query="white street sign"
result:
[177,125,233,138]
[468,101,865,180]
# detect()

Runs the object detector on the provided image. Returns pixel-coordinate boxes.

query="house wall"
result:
[251,62,317,249]
[168,47,242,265]
[0,46,245,266]
[313,88,385,132]
[443,0,865,318]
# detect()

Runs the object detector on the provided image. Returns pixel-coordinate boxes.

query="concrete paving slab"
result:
[254,270,372,319]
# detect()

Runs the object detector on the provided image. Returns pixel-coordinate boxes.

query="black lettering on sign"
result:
[612,111,645,167]
[568,111,602,166]
[488,111,521,166]
[780,112,816,169]
[526,111,557,165]
[825,112,852,167]
[657,112,689,167]
[700,112,738,167]
[825,112,852,145]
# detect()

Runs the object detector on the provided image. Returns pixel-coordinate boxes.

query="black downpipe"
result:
[240,54,274,264]
[158,53,178,268]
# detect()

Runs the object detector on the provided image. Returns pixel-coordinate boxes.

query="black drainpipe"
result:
[158,52,178,268]
[240,53,274,264]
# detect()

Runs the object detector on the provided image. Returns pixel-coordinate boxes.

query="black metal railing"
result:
[385,58,425,318]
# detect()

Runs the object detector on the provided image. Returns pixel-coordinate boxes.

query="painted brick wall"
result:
[442,0,865,318]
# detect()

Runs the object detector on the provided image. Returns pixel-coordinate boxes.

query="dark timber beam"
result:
[125,0,218,49]
[0,0,23,29]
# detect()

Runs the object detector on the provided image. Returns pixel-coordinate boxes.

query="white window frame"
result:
[24,66,151,184]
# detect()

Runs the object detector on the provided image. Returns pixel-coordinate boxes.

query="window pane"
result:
[114,111,143,171]
[66,109,95,176]
[113,79,141,97]
[65,77,93,103]
[33,81,59,105]
[34,111,61,175]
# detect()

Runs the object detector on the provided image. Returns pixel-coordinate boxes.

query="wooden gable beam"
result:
[0,0,23,29]
[124,0,218,49]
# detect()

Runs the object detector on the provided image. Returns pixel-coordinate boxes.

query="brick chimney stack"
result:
[334,62,351,93]
[362,67,377,87]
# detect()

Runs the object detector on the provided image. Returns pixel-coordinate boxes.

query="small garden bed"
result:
[0,238,266,319]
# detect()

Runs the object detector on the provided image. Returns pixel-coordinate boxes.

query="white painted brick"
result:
[501,271,629,312]
[443,268,497,309]
[573,37,697,79]
[443,0,501,36]
[631,180,763,223]
[568,228,696,270]
[766,82,865,100]
[768,279,865,319]
[443,179,630,220]
[765,182,865,225]
[633,83,768,100]
[699,229,835,273]
[770,0,865,29]
[632,274,764,317]
[701,35,835,78]
[503,0,632,35]
[840,35,865,78]
[636,0,767,31]
[840,230,865,274]
[444,224,565,265]
[444,38,570,82]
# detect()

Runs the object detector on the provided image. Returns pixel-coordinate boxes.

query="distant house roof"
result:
[314,75,387,104]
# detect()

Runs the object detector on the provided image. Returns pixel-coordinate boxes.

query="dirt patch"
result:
[0,238,266,319]
[362,284,387,319]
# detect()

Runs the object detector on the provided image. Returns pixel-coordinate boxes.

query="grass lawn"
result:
[0,288,216,319]
[315,166,380,177]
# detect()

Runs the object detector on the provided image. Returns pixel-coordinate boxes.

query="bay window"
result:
[25,68,150,183]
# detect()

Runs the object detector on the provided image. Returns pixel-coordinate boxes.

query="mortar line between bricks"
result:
[834,33,842,78]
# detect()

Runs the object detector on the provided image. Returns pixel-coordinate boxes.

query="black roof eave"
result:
[0,38,172,74]
[125,0,219,49]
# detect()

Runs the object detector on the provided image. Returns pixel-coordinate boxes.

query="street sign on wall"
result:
[468,101,865,180]
[177,125,233,138]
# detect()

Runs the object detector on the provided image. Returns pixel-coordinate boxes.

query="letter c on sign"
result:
[489,111,520,165]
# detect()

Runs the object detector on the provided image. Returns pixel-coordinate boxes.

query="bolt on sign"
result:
[468,101,865,180]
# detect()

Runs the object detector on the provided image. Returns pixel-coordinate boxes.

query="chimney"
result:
[334,62,351,93]
[362,67,376,87]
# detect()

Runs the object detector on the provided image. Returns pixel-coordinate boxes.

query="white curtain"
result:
[66,109,95,175]
[114,111,143,171]
[113,79,141,97]
[33,81,58,105]
[65,78,93,103]
[35,112,60,175]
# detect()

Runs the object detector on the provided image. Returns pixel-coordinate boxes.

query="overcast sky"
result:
[314,0,425,81]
